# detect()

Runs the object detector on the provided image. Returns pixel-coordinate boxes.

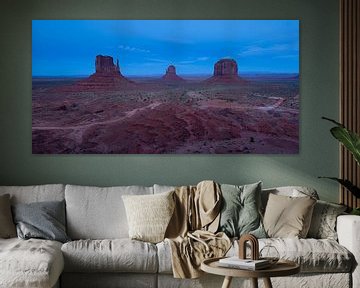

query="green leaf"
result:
[322,117,360,165]
[322,116,344,127]
[351,208,360,215]
[330,126,360,165]
[318,177,360,198]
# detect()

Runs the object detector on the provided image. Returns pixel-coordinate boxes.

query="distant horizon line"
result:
[32,72,299,78]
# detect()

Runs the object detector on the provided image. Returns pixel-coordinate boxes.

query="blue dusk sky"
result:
[32,20,299,77]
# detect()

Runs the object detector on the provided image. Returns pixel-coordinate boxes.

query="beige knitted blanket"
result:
[165,180,231,279]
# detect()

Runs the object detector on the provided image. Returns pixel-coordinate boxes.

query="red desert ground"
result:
[32,55,299,154]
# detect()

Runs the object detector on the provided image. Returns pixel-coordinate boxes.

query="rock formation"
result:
[206,59,245,83]
[58,55,135,91]
[161,65,185,82]
[214,59,238,76]
[95,55,121,75]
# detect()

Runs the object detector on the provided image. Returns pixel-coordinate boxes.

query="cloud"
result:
[197,57,209,61]
[178,60,195,64]
[143,56,209,67]
[178,56,209,64]
[273,54,298,59]
[145,58,168,63]
[238,44,291,57]
[118,45,150,53]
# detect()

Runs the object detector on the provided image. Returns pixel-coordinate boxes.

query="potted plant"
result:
[320,117,360,215]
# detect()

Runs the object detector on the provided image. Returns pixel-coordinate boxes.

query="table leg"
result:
[221,276,233,288]
[251,278,258,288]
[263,277,273,288]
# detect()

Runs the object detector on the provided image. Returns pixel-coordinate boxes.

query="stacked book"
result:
[218,257,271,270]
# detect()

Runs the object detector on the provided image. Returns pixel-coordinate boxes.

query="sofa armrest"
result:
[337,215,360,288]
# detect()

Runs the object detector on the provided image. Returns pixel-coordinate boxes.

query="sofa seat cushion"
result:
[0,238,64,288]
[61,239,158,273]
[231,238,353,273]
[157,238,353,274]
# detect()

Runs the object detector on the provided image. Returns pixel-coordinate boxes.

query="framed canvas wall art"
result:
[32,20,299,154]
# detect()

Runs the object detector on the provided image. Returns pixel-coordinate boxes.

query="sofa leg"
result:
[263,277,273,288]
[251,278,258,288]
[221,276,232,288]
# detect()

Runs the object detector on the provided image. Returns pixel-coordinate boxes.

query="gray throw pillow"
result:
[12,200,70,243]
[218,182,266,238]
[0,194,16,238]
[307,200,347,240]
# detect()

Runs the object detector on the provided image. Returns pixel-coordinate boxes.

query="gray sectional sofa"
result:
[0,184,359,288]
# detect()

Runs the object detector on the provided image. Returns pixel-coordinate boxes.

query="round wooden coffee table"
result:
[201,257,300,288]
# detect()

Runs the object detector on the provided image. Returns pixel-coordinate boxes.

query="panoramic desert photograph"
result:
[32,20,299,154]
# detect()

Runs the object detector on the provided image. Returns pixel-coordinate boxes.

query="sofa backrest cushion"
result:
[153,184,176,194]
[0,184,65,204]
[261,186,319,213]
[65,185,153,239]
[263,193,316,238]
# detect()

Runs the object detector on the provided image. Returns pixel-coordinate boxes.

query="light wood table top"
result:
[201,257,300,288]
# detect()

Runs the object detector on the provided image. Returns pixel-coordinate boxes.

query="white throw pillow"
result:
[122,191,175,243]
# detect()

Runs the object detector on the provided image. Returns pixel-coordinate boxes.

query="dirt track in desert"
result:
[32,78,299,154]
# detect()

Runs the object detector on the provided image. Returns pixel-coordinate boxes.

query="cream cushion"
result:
[122,191,175,243]
[0,238,63,288]
[61,273,157,288]
[227,238,353,273]
[61,239,158,273]
[263,193,316,238]
[157,237,353,274]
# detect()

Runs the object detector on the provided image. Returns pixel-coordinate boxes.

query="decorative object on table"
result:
[259,245,280,265]
[206,235,298,287]
[238,233,259,260]
[216,233,273,271]
[237,234,279,267]
[201,257,300,288]
[218,257,271,270]
[320,117,360,212]
[32,20,299,154]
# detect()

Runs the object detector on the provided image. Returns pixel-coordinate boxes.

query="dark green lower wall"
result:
[0,0,340,202]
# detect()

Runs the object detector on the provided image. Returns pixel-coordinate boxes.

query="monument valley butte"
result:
[32,55,299,154]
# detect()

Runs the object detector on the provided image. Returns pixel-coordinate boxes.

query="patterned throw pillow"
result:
[0,194,16,238]
[122,191,175,243]
[263,193,316,238]
[218,182,266,238]
[307,200,347,240]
